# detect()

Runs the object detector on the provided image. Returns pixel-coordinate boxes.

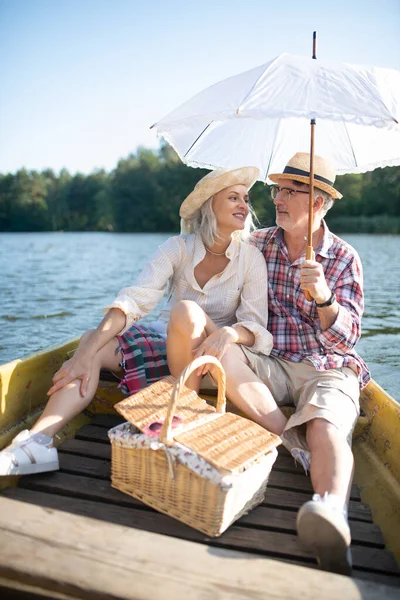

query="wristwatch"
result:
[315,292,336,308]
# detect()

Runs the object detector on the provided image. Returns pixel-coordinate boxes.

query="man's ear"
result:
[313,194,325,212]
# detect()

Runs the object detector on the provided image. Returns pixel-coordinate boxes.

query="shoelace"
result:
[312,491,349,520]
[291,448,311,475]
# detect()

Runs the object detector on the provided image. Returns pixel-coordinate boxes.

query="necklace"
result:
[205,246,227,256]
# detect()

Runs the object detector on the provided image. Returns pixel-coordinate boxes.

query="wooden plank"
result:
[12,471,384,547]
[240,506,385,547]
[0,496,398,600]
[90,413,124,428]
[5,488,399,589]
[72,425,361,500]
[58,438,111,460]
[14,473,397,573]
[60,452,372,532]
[75,424,110,442]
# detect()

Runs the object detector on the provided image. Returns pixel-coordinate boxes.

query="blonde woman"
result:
[0,167,286,477]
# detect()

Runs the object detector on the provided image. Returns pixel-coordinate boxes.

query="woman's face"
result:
[212,184,250,234]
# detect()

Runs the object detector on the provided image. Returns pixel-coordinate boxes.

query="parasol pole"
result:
[304,31,317,301]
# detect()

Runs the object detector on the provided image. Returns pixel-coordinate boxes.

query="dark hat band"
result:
[283,166,334,187]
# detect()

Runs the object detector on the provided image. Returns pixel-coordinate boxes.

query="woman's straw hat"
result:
[180,166,259,219]
[268,153,342,199]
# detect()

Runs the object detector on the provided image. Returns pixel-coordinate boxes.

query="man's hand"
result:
[300,259,331,304]
[193,327,238,376]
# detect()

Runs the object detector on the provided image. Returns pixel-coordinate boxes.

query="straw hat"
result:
[268,153,342,199]
[180,166,259,219]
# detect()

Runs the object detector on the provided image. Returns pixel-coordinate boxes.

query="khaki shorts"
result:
[241,349,360,453]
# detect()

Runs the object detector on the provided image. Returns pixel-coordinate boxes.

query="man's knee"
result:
[306,418,350,447]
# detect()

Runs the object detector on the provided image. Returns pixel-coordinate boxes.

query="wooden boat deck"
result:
[2,413,400,593]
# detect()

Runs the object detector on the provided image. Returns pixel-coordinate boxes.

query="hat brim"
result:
[180,166,259,219]
[268,172,342,200]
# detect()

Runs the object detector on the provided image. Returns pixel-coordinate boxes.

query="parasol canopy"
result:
[152,53,400,182]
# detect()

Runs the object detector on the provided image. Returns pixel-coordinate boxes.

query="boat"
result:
[0,338,399,599]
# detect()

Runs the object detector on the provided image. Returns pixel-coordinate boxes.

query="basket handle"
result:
[159,355,226,446]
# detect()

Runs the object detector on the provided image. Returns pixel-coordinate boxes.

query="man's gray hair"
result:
[183,196,257,248]
[314,188,335,216]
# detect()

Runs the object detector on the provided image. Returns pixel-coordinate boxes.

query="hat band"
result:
[283,166,334,187]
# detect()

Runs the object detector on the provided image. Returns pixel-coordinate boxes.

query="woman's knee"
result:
[169,301,207,333]
[97,337,122,371]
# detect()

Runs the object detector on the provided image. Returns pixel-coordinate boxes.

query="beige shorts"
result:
[241,349,360,453]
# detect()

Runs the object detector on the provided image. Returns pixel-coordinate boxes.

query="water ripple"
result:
[1,231,399,399]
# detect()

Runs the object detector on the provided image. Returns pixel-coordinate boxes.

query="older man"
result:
[220,152,369,576]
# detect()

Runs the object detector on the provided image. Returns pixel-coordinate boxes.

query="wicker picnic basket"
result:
[108,355,281,537]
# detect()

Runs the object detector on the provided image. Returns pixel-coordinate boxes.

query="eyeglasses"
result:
[270,185,310,200]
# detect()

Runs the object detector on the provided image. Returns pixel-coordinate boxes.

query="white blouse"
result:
[104,234,273,356]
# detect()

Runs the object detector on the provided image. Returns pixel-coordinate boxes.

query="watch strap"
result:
[315,292,336,308]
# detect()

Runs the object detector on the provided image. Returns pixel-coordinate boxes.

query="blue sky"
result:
[1,0,399,175]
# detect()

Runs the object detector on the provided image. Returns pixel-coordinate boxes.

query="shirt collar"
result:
[317,220,336,259]
[273,221,335,259]
[194,233,240,264]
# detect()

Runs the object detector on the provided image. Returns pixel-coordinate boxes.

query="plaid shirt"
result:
[250,222,370,388]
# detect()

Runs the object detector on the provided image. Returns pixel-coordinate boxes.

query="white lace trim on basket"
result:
[108,421,277,490]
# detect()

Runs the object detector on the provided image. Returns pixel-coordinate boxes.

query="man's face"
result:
[273,178,310,232]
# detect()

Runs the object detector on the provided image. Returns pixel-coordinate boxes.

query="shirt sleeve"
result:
[103,236,184,335]
[317,252,364,353]
[235,244,273,356]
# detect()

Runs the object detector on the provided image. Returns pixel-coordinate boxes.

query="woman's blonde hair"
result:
[181,195,258,247]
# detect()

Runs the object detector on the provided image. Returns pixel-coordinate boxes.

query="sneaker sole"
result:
[297,504,352,576]
[5,460,59,476]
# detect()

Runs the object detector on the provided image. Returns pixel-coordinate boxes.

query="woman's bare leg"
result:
[167,300,217,391]
[167,301,286,435]
[220,345,287,436]
[30,335,122,438]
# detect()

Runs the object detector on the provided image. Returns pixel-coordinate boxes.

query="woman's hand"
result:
[193,326,238,376]
[47,349,94,397]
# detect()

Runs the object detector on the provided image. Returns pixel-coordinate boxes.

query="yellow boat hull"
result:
[0,338,399,566]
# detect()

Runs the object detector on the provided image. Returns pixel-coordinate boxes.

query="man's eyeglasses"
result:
[270,185,310,200]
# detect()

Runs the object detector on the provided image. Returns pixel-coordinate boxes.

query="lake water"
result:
[1,232,399,399]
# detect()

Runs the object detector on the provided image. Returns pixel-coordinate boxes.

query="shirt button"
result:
[286,294,290,299]
[226,252,230,257]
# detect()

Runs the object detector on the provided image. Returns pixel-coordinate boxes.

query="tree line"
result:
[1,144,399,234]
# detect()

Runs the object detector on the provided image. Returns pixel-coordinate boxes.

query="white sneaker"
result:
[0,430,59,476]
[297,492,352,576]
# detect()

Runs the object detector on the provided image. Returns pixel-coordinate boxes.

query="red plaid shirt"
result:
[250,222,370,388]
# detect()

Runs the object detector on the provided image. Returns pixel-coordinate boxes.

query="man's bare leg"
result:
[296,417,353,575]
[307,418,354,502]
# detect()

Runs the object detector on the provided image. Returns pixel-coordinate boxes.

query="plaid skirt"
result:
[117,324,169,395]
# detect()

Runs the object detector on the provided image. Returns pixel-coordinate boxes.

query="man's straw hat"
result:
[268,152,342,199]
[180,166,259,219]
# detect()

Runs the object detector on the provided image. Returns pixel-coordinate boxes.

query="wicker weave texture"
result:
[174,412,280,473]
[114,375,215,432]
[110,443,272,537]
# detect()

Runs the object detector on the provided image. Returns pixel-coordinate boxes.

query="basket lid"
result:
[114,375,216,435]
[174,412,281,473]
